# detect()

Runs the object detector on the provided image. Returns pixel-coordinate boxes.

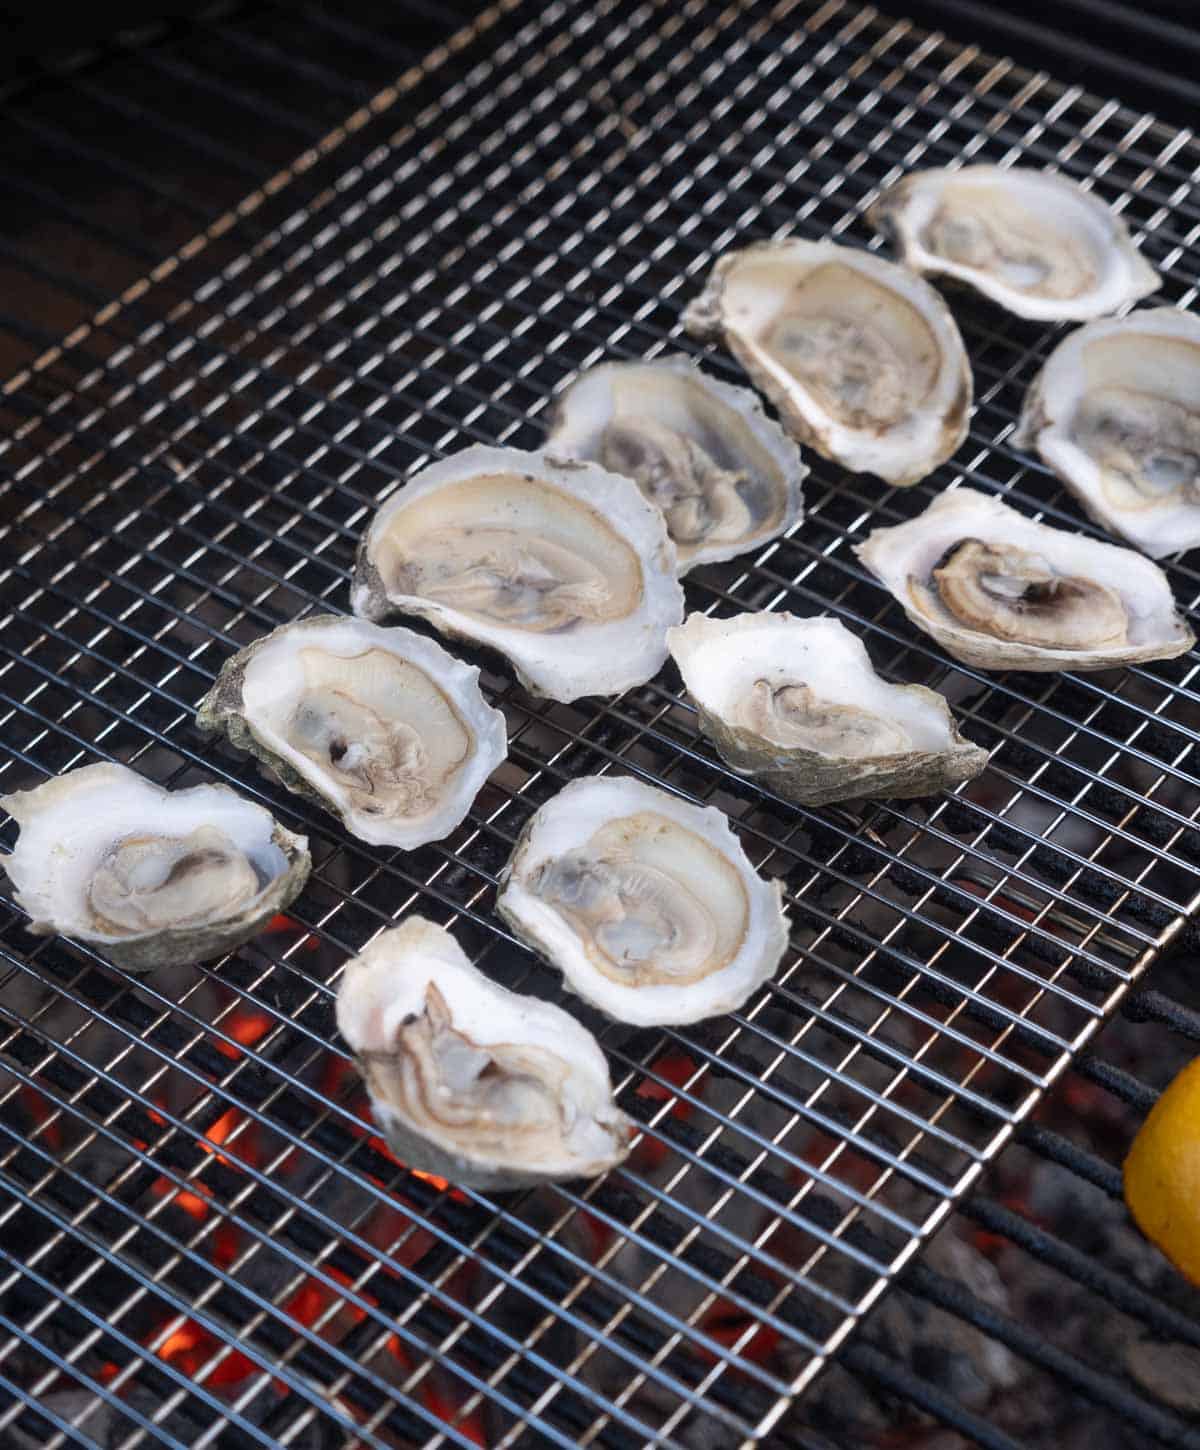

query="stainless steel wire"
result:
[0,1,1197,1446]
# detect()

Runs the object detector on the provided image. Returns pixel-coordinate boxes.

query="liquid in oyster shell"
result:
[197,615,507,849]
[684,240,972,486]
[856,488,1193,672]
[1015,308,1200,558]
[351,446,684,702]
[868,166,1159,321]
[497,775,789,1026]
[667,611,988,805]
[335,916,632,1189]
[544,355,806,573]
[1,763,309,972]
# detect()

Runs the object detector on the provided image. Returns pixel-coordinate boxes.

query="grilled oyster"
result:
[1014,309,1200,559]
[1,763,309,972]
[667,612,988,804]
[543,355,806,573]
[197,615,507,849]
[856,488,1193,672]
[869,166,1159,321]
[335,916,633,1188]
[351,446,683,703]
[683,239,971,485]
[497,775,788,1026]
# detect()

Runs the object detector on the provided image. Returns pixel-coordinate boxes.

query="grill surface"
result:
[0,1,1199,1446]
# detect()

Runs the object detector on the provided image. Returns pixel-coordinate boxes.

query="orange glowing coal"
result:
[214,1010,274,1059]
[155,1321,256,1387]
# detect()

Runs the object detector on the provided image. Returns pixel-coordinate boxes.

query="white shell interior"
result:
[352,447,684,702]
[668,612,957,753]
[857,488,1191,663]
[545,356,806,572]
[335,916,628,1181]
[1015,308,1200,558]
[872,166,1159,321]
[498,775,788,1026]
[684,240,970,485]
[2,763,291,942]
[236,616,507,848]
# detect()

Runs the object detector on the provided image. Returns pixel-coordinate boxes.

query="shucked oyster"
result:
[543,355,806,573]
[869,166,1159,321]
[497,775,788,1026]
[335,916,632,1188]
[351,446,684,703]
[1,763,309,972]
[856,488,1193,672]
[667,612,988,805]
[1014,309,1200,559]
[684,239,971,485]
[197,615,506,849]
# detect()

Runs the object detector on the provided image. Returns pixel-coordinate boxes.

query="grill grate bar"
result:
[1,1,1199,1446]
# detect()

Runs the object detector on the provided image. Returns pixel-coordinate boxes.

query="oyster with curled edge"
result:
[1,763,309,972]
[197,615,507,849]
[667,612,988,805]
[335,916,632,1189]
[868,166,1159,322]
[683,239,971,486]
[856,488,1193,672]
[351,446,684,703]
[1014,309,1200,559]
[543,355,806,573]
[497,775,788,1027]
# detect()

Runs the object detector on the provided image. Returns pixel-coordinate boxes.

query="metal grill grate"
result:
[0,1,1198,1446]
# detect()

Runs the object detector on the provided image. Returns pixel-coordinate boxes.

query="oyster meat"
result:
[683,239,972,485]
[497,775,789,1026]
[197,615,507,849]
[869,166,1159,321]
[1,763,309,972]
[667,611,988,804]
[856,488,1193,672]
[543,355,806,573]
[351,446,684,703]
[1014,308,1200,559]
[335,916,632,1188]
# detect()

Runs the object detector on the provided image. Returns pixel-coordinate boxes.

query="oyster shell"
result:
[1014,308,1200,559]
[1,763,309,972]
[856,488,1194,672]
[868,166,1159,321]
[497,775,789,1026]
[683,239,972,485]
[197,615,507,849]
[335,916,632,1188]
[667,611,988,804]
[351,446,684,703]
[543,355,807,573]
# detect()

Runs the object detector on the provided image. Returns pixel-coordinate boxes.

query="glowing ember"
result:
[155,1320,257,1387]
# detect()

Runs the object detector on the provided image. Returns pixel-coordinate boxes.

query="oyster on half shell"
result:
[497,775,789,1027]
[335,916,632,1188]
[197,615,507,849]
[1,763,309,972]
[856,488,1193,672]
[868,166,1159,321]
[667,612,988,805]
[683,239,972,485]
[351,447,684,702]
[1014,308,1200,559]
[544,355,806,573]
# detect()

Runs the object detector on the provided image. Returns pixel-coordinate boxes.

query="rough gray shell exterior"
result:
[693,691,988,806]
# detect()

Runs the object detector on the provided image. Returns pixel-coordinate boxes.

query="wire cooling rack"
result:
[0,1,1198,1446]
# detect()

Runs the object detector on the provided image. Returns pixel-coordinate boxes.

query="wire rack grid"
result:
[0,0,1198,1447]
